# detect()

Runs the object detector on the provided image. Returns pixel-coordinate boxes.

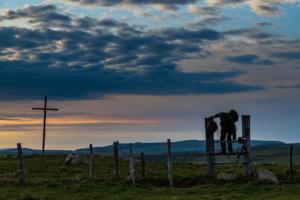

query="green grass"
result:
[0,155,300,200]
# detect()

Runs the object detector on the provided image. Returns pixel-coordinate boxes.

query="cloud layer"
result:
[206,0,297,16]
[0,5,262,100]
[62,0,298,15]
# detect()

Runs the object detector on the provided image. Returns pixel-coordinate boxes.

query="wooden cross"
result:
[32,96,58,155]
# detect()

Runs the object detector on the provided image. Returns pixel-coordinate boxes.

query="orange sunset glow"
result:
[0,115,158,126]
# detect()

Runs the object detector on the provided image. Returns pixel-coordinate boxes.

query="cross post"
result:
[32,96,58,155]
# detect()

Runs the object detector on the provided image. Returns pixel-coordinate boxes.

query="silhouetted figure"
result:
[213,110,239,153]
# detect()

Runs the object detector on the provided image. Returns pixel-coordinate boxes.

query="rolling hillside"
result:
[0,140,286,155]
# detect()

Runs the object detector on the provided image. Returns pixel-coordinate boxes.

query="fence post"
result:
[167,139,173,187]
[17,143,26,184]
[242,115,252,176]
[205,118,216,177]
[141,152,145,178]
[89,144,94,179]
[289,144,294,182]
[113,141,119,178]
[128,143,136,184]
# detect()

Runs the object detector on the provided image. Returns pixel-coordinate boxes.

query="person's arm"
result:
[214,112,225,118]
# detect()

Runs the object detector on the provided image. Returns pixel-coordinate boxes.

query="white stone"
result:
[64,154,74,165]
[256,168,279,185]
[70,154,82,165]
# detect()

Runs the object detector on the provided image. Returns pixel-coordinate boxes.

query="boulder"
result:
[70,154,82,165]
[256,168,279,185]
[64,154,74,165]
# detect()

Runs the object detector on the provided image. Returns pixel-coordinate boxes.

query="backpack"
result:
[229,110,239,122]
[207,117,218,132]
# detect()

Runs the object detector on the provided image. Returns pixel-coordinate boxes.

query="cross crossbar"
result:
[32,108,59,111]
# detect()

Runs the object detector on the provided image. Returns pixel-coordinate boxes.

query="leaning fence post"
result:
[167,139,173,187]
[289,144,294,182]
[242,115,252,176]
[205,118,216,177]
[141,152,145,178]
[17,143,26,184]
[89,144,94,179]
[113,141,119,178]
[128,143,136,184]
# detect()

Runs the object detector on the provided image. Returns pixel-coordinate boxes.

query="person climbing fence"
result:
[213,110,239,153]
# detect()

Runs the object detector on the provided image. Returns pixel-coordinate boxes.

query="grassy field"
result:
[0,154,300,200]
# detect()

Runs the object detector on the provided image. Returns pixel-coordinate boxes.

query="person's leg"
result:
[227,127,236,153]
[232,124,237,141]
[227,133,233,153]
[220,128,227,153]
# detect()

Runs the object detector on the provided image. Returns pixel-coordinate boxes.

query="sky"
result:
[0,0,300,150]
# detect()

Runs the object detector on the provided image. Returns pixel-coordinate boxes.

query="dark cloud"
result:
[272,52,300,60]
[68,0,196,5]
[65,0,197,10]
[0,60,261,100]
[0,5,72,28]
[224,28,276,40]
[60,0,297,16]
[188,16,229,28]
[206,0,294,16]
[277,84,300,89]
[256,22,274,27]
[0,5,262,100]
[158,28,222,42]
[226,54,274,65]
[251,3,281,16]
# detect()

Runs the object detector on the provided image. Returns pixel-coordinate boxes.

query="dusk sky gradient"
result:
[0,0,299,149]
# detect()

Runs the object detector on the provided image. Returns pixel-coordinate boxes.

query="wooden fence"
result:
[10,114,298,185]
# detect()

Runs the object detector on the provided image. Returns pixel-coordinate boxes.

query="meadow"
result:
[0,154,300,200]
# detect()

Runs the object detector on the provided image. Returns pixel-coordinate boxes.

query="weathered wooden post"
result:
[128,143,136,184]
[113,141,119,178]
[140,152,145,178]
[17,143,26,184]
[242,115,252,176]
[205,118,216,177]
[167,139,173,187]
[289,144,294,182]
[89,144,94,179]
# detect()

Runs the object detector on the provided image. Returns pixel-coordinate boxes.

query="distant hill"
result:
[0,140,286,155]
[251,142,300,154]
[0,148,70,155]
[0,140,288,155]
[76,140,286,154]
